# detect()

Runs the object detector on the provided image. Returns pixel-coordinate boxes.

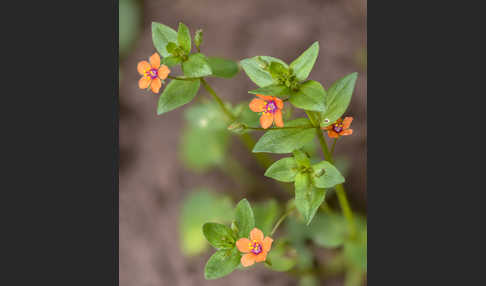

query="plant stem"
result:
[167,75,201,81]
[270,207,295,236]
[305,111,357,239]
[199,78,273,169]
[200,78,236,121]
[331,138,337,155]
[246,125,313,131]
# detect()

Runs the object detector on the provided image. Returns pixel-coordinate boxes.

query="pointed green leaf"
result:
[163,55,182,67]
[311,161,345,188]
[152,22,178,57]
[253,118,316,154]
[177,22,191,54]
[234,199,255,238]
[248,84,290,98]
[294,173,326,225]
[318,72,358,127]
[240,56,288,87]
[207,57,239,78]
[204,247,241,279]
[157,79,200,115]
[182,53,212,78]
[290,41,319,81]
[203,223,236,250]
[289,80,326,112]
[264,157,299,182]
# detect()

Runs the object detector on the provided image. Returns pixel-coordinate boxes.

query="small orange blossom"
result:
[236,227,273,267]
[137,53,170,94]
[323,117,353,138]
[249,94,284,129]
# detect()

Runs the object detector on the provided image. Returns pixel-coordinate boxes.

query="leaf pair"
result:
[242,42,326,112]
[265,150,344,224]
[203,199,255,279]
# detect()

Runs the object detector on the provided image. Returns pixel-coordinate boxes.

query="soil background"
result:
[119,0,367,285]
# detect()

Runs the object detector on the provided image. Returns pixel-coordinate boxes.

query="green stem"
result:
[305,111,357,239]
[199,78,273,169]
[167,75,201,81]
[270,207,295,236]
[200,78,236,121]
[246,125,313,131]
[331,138,337,155]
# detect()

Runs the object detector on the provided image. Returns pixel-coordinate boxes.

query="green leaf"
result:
[203,223,236,250]
[180,189,233,256]
[294,173,326,225]
[253,199,280,235]
[293,149,310,168]
[290,41,319,81]
[157,79,200,115]
[265,241,297,272]
[240,56,288,87]
[166,42,178,55]
[234,199,255,238]
[182,53,212,78]
[204,247,241,279]
[264,157,299,182]
[268,61,289,79]
[207,57,239,78]
[163,55,182,67]
[308,213,347,248]
[248,84,290,98]
[177,22,191,54]
[289,80,326,112]
[318,72,358,127]
[194,29,203,48]
[311,161,345,188]
[253,118,316,154]
[152,22,178,57]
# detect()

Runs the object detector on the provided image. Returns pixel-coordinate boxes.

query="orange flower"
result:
[236,227,273,267]
[137,53,170,94]
[249,95,284,129]
[323,117,353,138]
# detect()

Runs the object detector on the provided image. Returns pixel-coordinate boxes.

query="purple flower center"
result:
[147,68,158,79]
[250,241,262,254]
[333,124,343,133]
[265,101,277,114]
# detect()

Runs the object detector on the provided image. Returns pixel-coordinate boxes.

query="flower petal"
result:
[250,228,264,242]
[255,252,267,263]
[150,78,162,93]
[236,238,251,253]
[340,129,353,136]
[342,117,353,129]
[149,53,161,68]
[138,76,151,89]
[158,65,170,80]
[259,112,274,129]
[275,97,284,110]
[256,94,273,101]
[262,237,273,252]
[274,110,284,127]
[137,61,151,75]
[241,253,256,267]
[327,130,339,138]
[249,98,266,112]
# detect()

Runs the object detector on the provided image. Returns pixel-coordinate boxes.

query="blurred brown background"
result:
[119,0,366,285]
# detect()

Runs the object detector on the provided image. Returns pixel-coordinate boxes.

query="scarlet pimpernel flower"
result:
[137,53,170,94]
[323,117,353,138]
[236,227,273,267]
[249,95,284,129]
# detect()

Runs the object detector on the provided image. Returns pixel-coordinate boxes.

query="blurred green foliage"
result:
[180,101,230,172]
[119,0,142,59]
[180,189,233,256]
